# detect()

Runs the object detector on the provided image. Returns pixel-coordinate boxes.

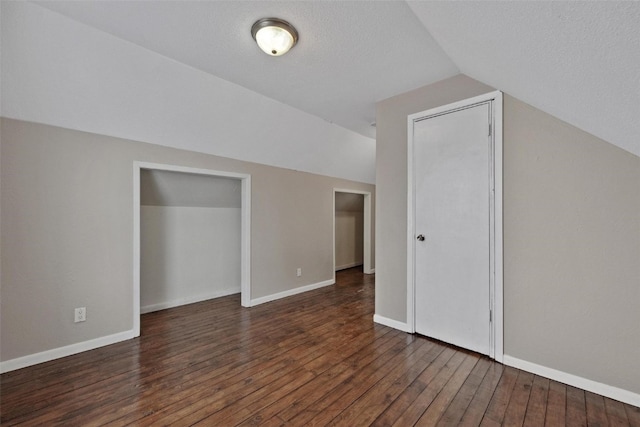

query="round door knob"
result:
[417,234,425,241]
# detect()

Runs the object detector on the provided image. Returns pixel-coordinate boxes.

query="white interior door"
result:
[413,103,492,355]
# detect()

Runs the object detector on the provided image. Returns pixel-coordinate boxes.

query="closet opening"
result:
[133,162,251,337]
[333,189,373,279]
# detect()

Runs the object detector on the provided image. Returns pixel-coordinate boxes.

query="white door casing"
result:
[333,188,374,277]
[407,91,503,361]
[133,162,252,337]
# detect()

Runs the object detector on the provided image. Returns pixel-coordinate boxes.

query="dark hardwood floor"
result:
[2,268,639,426]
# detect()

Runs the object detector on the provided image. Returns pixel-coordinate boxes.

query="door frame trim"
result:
[406,91,503,362]
[332,188,374,279]
[133,161,251,337]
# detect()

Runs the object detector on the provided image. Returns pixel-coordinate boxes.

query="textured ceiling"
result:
[35,0,458,139]
[408,1,640,157]
[34,1,639,157]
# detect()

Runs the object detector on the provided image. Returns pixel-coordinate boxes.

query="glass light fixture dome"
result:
[251,18,298,57]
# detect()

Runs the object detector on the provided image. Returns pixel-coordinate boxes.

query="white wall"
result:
[140,206,241,313]
[0,1,375,184]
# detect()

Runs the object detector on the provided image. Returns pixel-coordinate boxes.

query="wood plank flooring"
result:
[1,268,639,426]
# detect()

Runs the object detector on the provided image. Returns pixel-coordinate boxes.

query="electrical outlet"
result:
[296,268,302,277]
[74,307,86,323]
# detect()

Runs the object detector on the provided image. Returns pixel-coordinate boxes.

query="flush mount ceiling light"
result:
[251,18,298,57]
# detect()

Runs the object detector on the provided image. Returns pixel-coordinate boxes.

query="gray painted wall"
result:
[0,118,375,362]
[375,74,640,394]
[502,96,640,395]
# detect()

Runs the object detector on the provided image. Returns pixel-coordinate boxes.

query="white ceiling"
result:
[408,1,640,158]
[34,0,457,140]
[36,1,639,157]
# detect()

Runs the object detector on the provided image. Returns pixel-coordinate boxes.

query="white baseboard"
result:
[250,279,335,307]
[503,355,640,407]
[141,288,240,314]
[373,314,411,332]
[335,262,363,271]
[0,329,135,374]
[365,268,375,274]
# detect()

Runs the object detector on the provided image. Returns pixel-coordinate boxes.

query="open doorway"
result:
[133,162,251,337]
[333,189,373,279]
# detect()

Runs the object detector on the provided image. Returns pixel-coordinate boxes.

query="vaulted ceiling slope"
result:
[34,0,458,140]
[408,1,639,158]
[33,1,640,158]
[141,170,241,208]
